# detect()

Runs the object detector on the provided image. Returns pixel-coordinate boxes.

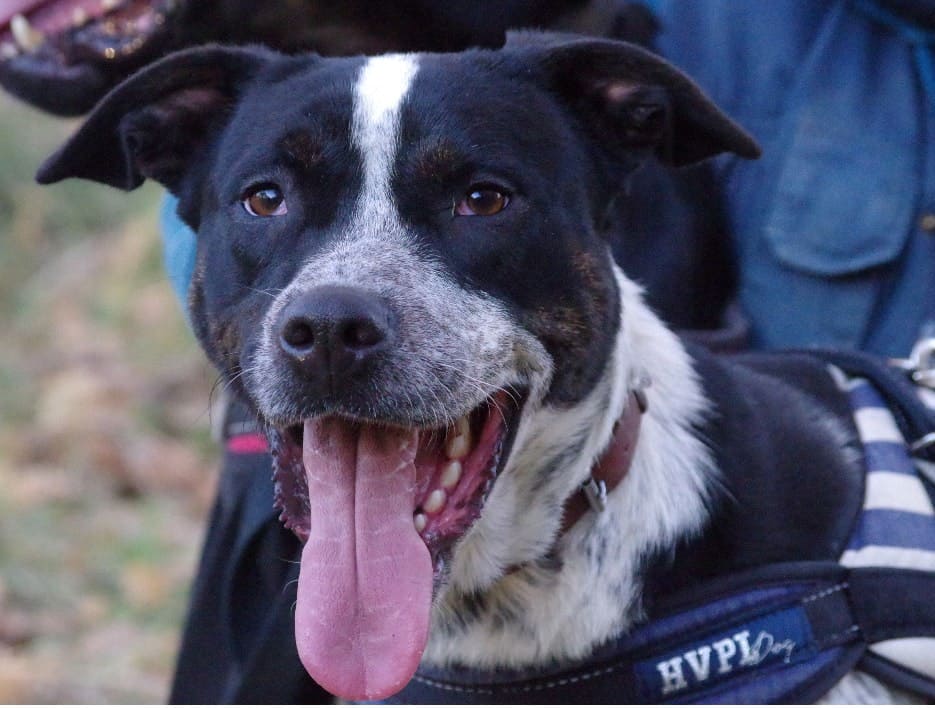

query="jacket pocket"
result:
[763,113,916,277]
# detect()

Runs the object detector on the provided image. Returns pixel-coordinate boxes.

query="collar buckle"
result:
[581,477,608,513]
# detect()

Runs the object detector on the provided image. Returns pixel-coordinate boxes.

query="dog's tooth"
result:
[458,414,472,440]
[440,460,462,490]
[72,7,89,26]
[413,513,427,533]
[0,42,18,59]
[424,489,446,514]
[10,15,43,52]
[445,416,472,460]
[101,0,120,11]
[445,436,468,460]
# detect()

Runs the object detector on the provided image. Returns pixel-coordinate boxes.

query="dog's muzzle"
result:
[259,284,526,700]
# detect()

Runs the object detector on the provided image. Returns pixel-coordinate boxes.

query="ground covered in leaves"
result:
[0,93,222,702]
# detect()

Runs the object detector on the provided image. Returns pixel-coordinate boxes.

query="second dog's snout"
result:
[278,286,394,386]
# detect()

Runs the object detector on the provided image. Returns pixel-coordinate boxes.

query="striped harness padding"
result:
[837,372,935,684]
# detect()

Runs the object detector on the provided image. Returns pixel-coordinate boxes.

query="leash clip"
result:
[582,477,607,513]
[892,336,935,390]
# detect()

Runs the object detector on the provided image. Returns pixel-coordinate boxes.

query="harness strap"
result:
[222,400,269,455]
[392,562,935,704]
[849,567,935,643]
[796,348,935,461]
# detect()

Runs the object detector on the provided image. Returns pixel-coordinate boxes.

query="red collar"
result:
[560,388,647,534]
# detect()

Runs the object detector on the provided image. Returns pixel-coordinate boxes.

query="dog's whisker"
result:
[431,359,515,399]
[246,285,285,299]
[422,374,455,424]
[425,362,520,420]
[214,364,258,401]
[417,368,469,426]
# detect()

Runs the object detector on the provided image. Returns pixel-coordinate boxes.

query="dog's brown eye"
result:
[243,184,287,217]
[455,186,510,216]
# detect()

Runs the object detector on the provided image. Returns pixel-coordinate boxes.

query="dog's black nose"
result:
[277,286,394,389]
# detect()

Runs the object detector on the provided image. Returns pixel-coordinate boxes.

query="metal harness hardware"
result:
[892,336,935,390]
[891,336,935,454]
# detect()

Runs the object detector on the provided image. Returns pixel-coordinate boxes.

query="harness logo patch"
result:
[634,605,814,700]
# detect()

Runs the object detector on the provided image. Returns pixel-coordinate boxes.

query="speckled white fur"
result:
[423,264,716,666]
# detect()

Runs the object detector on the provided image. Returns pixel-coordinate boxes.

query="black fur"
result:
[38,38,757,416]
[643,346,866,610]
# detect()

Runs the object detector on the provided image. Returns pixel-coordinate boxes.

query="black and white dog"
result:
[38,35,933,703]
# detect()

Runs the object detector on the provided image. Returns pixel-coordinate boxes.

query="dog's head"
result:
[39,35,757,700]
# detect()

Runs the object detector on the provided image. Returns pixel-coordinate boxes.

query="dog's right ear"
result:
[506,32,760,167]
[37,45,275,192]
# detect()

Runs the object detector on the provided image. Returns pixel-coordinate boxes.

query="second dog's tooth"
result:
[414,513,427,533]
[11,15,44,52]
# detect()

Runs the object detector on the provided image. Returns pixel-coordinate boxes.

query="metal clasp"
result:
[582,477,607,513]
[894,336,935,455]
[892,336,935,390]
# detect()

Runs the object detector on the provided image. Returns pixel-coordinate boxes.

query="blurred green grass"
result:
[0,92,220,702]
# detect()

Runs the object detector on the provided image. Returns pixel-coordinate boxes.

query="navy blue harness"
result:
[389,350,935,704]
[394,565,934,703]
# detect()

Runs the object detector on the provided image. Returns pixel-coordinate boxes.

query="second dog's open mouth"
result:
[0,0,175,62]
[0,0,180,114]
[267,390,521,701]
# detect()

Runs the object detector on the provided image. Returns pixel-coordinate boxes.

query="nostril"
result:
[281,318,316,351]
[276,286,394,376]
[340,318,384,349]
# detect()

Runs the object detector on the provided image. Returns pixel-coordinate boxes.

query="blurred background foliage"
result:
[0,91,221,702]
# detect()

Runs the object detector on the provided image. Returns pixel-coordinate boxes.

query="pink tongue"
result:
[295,418,433,701]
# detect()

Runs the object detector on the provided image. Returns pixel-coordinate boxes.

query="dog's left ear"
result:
[37,45,278,192]
[508,32,760,167]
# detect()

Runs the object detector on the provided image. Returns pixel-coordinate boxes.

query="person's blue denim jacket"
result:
[653,0,935,356]
[160,0,935,356]
[160,195,196,314]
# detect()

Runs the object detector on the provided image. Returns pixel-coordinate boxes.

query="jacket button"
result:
[920,213,935,232]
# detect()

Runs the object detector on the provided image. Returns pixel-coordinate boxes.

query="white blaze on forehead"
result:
[352,54,420,213]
